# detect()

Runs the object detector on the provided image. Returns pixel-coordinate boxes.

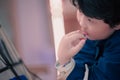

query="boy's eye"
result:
[79,10,82,13]
[88,18,92,22]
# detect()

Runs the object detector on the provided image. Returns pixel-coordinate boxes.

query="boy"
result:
[56,0,120,80]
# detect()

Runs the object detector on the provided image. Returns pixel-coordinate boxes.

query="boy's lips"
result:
[83,32,88,38]
[78,30,88,38]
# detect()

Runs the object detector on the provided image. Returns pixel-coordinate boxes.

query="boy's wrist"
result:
[58,58,71,65]
[55,58,75,72]
[55,58,75,80]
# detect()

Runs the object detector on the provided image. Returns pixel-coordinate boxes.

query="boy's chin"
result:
[87,37,99,40]
[88,37,105,41]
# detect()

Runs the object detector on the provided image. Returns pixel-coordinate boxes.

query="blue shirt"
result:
[67,30,120,80]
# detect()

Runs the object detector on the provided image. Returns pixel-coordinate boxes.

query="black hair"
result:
[71,0,120,28]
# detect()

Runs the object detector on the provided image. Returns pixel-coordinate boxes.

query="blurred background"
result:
[0,0,79,80]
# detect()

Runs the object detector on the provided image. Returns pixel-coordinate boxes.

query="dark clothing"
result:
[67,30,120,80]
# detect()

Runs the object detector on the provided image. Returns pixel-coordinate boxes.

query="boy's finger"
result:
[68,32,85,41]
[71,39,86,55]
[66,30,80,37]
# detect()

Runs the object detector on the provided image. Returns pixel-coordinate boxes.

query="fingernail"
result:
[76,30,80,32]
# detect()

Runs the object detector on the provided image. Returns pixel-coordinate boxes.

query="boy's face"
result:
[77,10,115,40]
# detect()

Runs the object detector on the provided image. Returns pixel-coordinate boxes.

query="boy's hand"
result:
[57,30,86,65]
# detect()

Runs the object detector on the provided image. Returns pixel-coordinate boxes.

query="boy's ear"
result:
[113,24,120,30]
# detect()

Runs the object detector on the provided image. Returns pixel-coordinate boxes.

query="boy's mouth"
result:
[83,32,88,38]
[80,34,87,40]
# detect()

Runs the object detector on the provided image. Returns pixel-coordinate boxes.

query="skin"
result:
[57,10,120,65]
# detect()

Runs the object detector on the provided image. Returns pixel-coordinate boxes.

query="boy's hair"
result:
[71,0,120,28]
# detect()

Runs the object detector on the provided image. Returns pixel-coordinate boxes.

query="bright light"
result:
[50,0,65,60]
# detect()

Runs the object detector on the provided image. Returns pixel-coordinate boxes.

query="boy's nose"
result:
[79,17,87,32]
[77,10,87,32]
[79,15,87,27]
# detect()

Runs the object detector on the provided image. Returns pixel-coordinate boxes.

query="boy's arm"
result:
[56,59,88,80]
[56,40,96,80]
